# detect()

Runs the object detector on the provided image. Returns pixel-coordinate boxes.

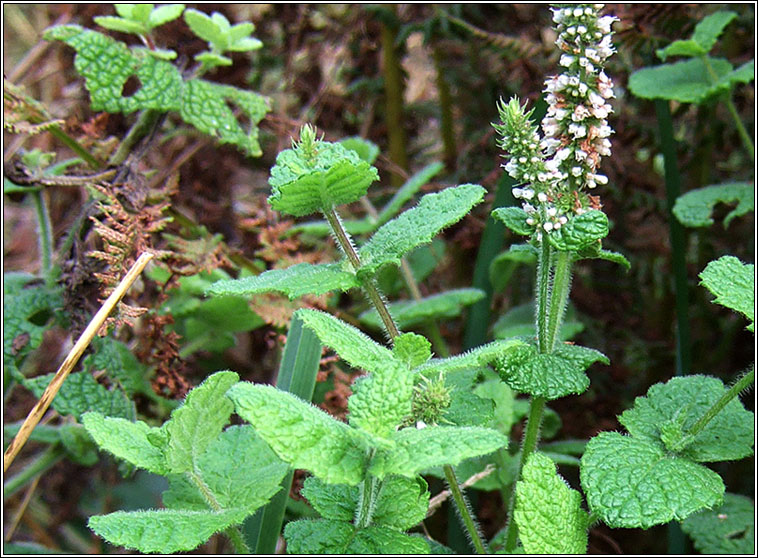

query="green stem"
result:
[3,445,65,500]
[31,190,54,285]
[536,240,553,353]
[224,526,250,555]
[380,9,409,186]
[323,207,401,340]
[674,368,755,451]
[444,464,487,554]
[546,251,573,351]
[355,459,380,529]
[701,56,754,158]
[504,396,546,552]
[108,109,161,167]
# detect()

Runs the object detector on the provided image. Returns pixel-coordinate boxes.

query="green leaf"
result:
[283,519,354,554]
[491,207,533,236]
[194,51,233,67]
[207,262,359,300]
[190,425,287,510]
[268,133,379,217]
[376,162,445,225]
[180,80,269,157]
[3,274,62,377]
[489,244,538,293]
[339,136,381,164]
[228,22,255,43]
[492,301,584,342]
[496,342,608,400]
[227,37,263,52]
[148,4,185,28]
[89,509,247,553]
[129,3,154,23]
[359,289,485,331]
[369,425,508,478]
[346,526,430,554]
[618,375,754,462]
[296,309,395,374]
[348,361,414,438]
[163,371,239,473]
[24,372,133,421]
[574,243,631,271]
[82,413,169,474]
[300,476,358,522]
[392,333,432,368]
[514,452,588,554]
[228,383,370,485]
[373,475,430,530]
[629,57,736,104]
[83,336,148,396]
[43,25,268,156]
[358,184,486,276]
[673,182,754,228]
[547,210,609,251]
[700,256,755,331]
[726,59,755,86]
[94,16,147,35]
[412,339,527,379]
[681,493,755,554]
[658,11,738,60]
[183,9,225,48]
[580,432,724,528]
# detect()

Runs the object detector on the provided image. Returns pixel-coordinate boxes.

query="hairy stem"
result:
[444,464,487,554]
[675,368,755,450]
[323,207,400,340]
[355,458,381,529]
[108,109,161,167]
[536,240,553,353]
[188,470,250,554]
[546,250,573,351]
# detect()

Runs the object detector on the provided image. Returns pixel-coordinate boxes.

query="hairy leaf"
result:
[619,375,754,462]
[491,207,533,236]
[296,309,395,373]
[673,182,754,228]
[369,426,507,478]
[83,336,148,396]
[228,383,370,485]
[348,361,414,438]
[207,262,359,300]
[413,339,526,379]
[43,25,268,156]
[392,333,432,368]
[89,509,247,553]
[24,372,133,420]
[300,476,358,522]
[359,289,484,330]
[347,526,430,554]
[283,519,355,554]
[580,432,724,528]
[358,184,486,276]
[514,452,588,554]
[268,136,378,217]
[373,475,430,530]
[190,425,287,511]
[163,371,239,473]
[699,256,755,331]
[681,493,755,554]
[82,413,168,474]
[628,57,737,104]
[574,244,631,271]
[547,210,609,251]
[339,136,380,164]
[496,342,608,400]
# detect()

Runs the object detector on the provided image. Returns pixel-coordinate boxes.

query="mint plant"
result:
[44,5,268,157]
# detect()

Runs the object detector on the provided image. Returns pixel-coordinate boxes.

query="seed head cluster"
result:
[495,4,617,239]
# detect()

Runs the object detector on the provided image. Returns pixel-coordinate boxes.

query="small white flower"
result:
[559,215,568,224]
[416,420,427,429]
[522,188,535,199]
[526,217,535,225]
[518,156,527,163]
[512,187,524,198]
[547,206,558,217]
[597,15,617,34]
[572,105,590,121]
[553,221,562,230]
[593,173,609,185]
[575,149,589,162]
[569,123,587,138]
[577,25,587,34]
[543,221,554,232]
[538,192,548,203]
[560,54,575,67]
[556,147,572,162]
[571,166,583,177]
[523,203,536,213]
[573,7,584,17]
